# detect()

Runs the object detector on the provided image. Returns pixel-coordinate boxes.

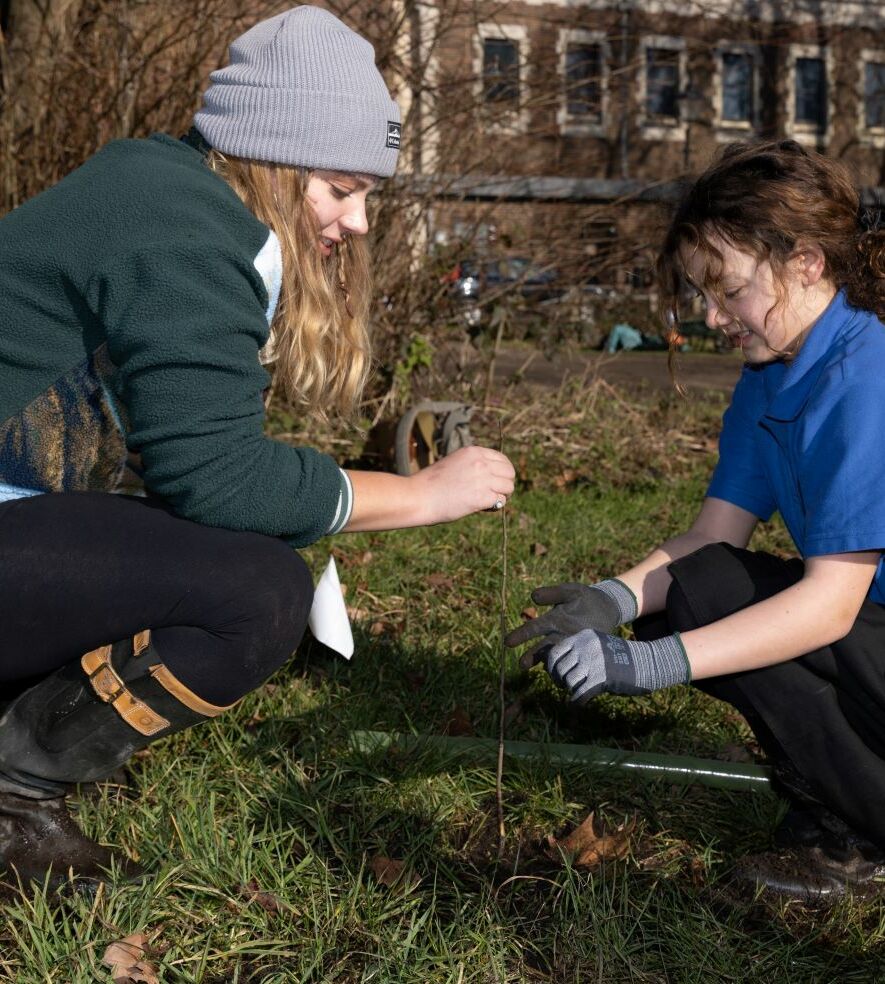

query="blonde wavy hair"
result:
[207,150,373,420]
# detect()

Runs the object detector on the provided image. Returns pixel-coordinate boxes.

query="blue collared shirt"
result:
[708,290,885,603]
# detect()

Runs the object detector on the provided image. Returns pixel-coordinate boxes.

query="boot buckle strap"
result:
[81,642,170,738]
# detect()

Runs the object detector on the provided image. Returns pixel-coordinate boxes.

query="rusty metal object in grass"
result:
[350,731,772,793]
[393,401,474,476]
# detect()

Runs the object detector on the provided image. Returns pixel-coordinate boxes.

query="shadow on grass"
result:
[228,629,885,979]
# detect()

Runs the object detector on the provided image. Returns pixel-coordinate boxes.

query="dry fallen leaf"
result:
[330,547,373,568]
[102,933,159,984]
[502,698,525,728]
[687,855,707,889]
[443,706,474,737]
[369,854,420,892]
[369,854,404,886]
[552,468,577,489]
[531,542,548,557]
[425,572,455,590]
[718,742,753,763]
[239,878,282,914]
[547,811,634,868]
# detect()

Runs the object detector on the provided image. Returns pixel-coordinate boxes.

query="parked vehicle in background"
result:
[445,253,622,343]
[453,256,560,303]
[447,255,560,327]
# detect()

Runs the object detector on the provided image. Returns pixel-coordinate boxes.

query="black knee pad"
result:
[666,542,803,632]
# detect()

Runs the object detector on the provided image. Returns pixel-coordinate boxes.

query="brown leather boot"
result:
[0,791,141,892]
[733,822,885,901]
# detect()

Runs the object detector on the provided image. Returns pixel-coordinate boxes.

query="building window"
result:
[795,56,826,130]
[865,60,885,130]
[482,37,519,105]
[787,45,830,143]
[715,44,759,138]
[558,30,608,135]
[640,36,686,140]
[721,51,754,123]
[565,43,603,121]
[645,46,680,122]
[476,23,528,132]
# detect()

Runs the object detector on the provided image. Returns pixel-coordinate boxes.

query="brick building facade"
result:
[399,0,885,290]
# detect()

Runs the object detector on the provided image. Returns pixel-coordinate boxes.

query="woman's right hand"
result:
[410,445,515,525]
[344,446,514,532]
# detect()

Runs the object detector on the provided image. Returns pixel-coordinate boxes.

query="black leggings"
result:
[635,542,885,847]
[0,492,313,706]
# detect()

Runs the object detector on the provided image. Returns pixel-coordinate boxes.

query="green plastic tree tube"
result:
[351,731,772,793]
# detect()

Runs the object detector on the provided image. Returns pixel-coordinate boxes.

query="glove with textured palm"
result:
[545,629,690,705]
[504,579,637,669]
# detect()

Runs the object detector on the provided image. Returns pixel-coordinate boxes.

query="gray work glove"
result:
[545,629,690,705]
[504,579,637,669]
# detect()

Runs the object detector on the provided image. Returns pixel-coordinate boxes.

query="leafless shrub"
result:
[0,0,654,417]
[0,1,285,209]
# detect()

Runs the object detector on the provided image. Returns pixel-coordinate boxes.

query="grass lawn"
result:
[3,377,885,982]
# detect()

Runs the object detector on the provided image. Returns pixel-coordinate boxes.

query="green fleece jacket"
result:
[0,133,349,547]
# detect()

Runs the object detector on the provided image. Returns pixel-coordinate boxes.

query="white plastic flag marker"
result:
[307,556,354,660]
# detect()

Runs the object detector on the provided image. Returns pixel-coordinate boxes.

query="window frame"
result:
[475,22,529,133]
[858,49,885,149]
[785,43,833,144]
[714,42,760,136]
[557,28,609,136]
[639,35,687,142]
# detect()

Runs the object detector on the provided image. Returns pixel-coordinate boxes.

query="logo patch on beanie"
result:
[386,121,401,150]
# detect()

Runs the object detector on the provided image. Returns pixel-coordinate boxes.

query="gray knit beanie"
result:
[194,6,401,177]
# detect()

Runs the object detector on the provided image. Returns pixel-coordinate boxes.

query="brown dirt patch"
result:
[493,346,742,394]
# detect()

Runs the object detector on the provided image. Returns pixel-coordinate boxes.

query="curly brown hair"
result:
[657,140,885,379]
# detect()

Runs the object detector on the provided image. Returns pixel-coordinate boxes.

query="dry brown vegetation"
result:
[0,0,272,210]
[0,0,660,411]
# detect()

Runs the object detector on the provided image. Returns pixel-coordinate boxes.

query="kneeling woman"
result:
[0,7,514,885]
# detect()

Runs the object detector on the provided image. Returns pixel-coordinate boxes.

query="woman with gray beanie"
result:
[0,6,514,889]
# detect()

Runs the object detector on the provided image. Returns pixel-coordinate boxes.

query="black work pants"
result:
[0,492,313,706]
[634,542,885,848]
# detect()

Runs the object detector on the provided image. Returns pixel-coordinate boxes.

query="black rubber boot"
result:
[732,755,885,900]
[734,796,885,901]
[0,633,232,796]
[0,632,232,888]
[772,805,828,849]
[768,758,830,849]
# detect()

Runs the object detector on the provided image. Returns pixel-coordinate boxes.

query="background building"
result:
[396,0,885,298]
[1,0,883,341]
